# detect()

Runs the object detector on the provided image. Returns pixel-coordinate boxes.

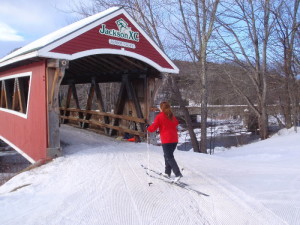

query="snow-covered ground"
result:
[0,125,299,225]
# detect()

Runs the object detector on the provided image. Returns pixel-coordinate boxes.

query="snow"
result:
[0,125,299,225]
[0,7,120,64]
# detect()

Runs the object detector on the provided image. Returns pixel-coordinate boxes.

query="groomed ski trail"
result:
[0,125,288,225]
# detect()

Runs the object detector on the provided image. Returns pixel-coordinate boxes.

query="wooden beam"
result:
[118,56,145,70]
[59,107,146,123]
[3,80,13,109]
[17,78,27,113]
[70,83,84,126]
[92,78,110,134]
[12,78,19,111]
[60,115,145,137]
[110,56,134,70]
[46,59,68,158]
[62,84,73,124]
[124,75,133,101]
[68,63,86,73]
[109,79,127,136]
[82,81,95,128]
[1,81,7,108]
[114,80,127,115]
[98,57,122,71]
[80,58,101,74]
[49,69,60,106]
[88,56,111,72]
[123,75,144,132]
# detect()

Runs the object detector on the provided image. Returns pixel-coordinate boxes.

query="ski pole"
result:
[146,130,153,186]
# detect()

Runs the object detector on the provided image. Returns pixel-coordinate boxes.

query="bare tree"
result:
[162,0,220,153]
[215,0,272,139]
[271,0,300,130]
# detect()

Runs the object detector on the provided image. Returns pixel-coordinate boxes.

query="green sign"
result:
[99,18,139,42]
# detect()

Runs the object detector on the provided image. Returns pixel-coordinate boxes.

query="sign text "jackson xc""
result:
[99,18,139,42]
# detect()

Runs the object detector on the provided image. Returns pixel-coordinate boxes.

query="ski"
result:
[141,164,187,185]
[141,164,209,197]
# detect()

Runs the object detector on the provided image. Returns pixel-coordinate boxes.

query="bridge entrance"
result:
[58,54,161,140]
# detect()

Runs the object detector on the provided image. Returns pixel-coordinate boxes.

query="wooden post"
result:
[17,78,27,113]
[62,84,73,124]
[12,78,19,111]
[82,81,95,128]
[3,80,13,109]
[46,59,68,159]
[109,79,126,136]
[1,81,7,108]
[92,77,110,134]
[124,76,144,119]
[124,75,144,133]
[70,82,84,126]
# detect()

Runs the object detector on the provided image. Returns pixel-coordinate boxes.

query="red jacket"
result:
[147,112,179,144]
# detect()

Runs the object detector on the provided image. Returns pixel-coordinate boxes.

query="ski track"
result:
[181,156,289,225]
[0,125,292,224]
[123,151,209,225]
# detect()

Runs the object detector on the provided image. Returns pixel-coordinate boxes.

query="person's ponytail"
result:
[160,102,173,120]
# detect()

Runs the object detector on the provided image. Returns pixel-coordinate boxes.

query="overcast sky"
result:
[0,0,85,58]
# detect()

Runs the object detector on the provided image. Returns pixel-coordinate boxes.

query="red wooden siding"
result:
[0,61,47,162]
[51,14,173,69]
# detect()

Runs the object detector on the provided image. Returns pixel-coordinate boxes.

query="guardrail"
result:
[59,107,146,137]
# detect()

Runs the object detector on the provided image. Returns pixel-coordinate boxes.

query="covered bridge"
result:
[0,7,178,163]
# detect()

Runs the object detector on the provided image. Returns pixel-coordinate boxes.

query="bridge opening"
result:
[58,54,161,140]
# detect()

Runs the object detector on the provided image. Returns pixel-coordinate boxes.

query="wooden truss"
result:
[0,77,29,113]
[59,74,147,138]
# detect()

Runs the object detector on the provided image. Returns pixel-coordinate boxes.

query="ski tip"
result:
[148,182,153,186]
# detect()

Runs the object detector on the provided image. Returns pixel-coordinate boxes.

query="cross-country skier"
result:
[146,101,183,182]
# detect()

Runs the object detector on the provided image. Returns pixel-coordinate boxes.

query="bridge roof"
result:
[0,7,179,74]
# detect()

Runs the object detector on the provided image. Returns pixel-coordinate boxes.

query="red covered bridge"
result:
[0,7,178,163]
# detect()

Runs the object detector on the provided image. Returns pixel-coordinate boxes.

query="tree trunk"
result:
[170,76,199,152]
[284,79,293,128]
[199,48,208,154]
[259,106,268,139]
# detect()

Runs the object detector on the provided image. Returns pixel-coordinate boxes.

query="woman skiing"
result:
[147,102,183,182]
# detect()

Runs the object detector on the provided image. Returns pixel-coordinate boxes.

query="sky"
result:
[0,0,87,58]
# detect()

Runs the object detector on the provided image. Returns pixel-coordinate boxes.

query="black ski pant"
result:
[162,143,182,177]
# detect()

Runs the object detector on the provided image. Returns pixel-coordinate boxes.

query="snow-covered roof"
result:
[0,7,120,67]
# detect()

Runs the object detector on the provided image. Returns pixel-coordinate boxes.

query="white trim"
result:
[39,10,123,54]
[0,136,35,163]
[0,7,120,65]
[0,108,28,118]
[0,72,32,119]
[39,49,178,73]
[0,52,38,68]
[0,71,32,80]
